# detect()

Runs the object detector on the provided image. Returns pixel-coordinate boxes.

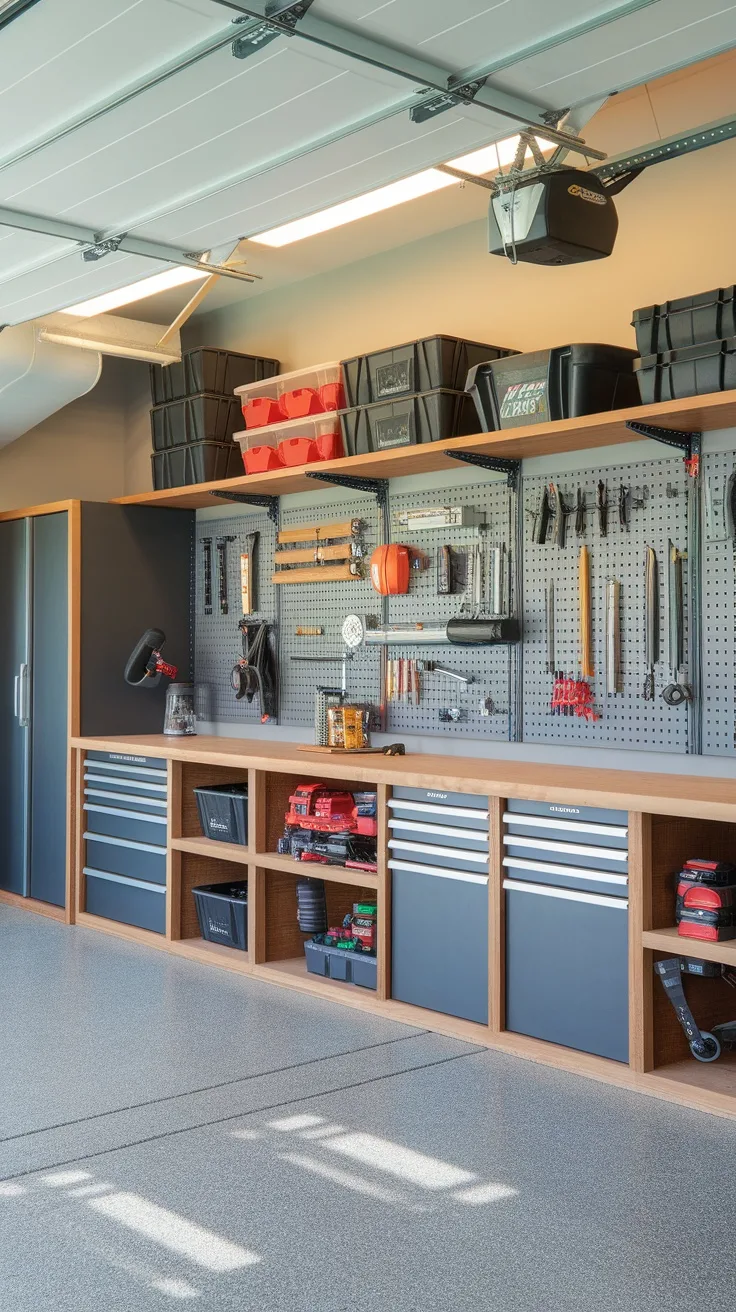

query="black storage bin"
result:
[150,348,279,405]
[194,783,248,845]
[466,344,639,430]
[193,880,248,950]
[304,940,377,989]
[151,393,243,449]
[151,441,243,489]
[505,878,628,1062]
[340,388,478,455]
[341,336,516,407]
[634,338,736,405]
[633,287,736,355]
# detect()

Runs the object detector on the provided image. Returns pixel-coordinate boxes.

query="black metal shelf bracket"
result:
[209,490,280,524]
[446,450,521,491]
[306,470,389,512]
[625,421,702,477]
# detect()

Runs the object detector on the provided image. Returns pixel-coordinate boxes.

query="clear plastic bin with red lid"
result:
[235,362,345,428]
[236,413,344,475]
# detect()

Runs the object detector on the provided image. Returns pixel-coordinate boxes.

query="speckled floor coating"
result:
[2,908,735,1311]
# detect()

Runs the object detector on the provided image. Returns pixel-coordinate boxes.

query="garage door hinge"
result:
[410,77,487,125]
[232,0,315,59]
[82,234,127,262]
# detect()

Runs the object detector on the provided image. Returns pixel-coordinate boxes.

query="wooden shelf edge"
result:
[255,852,379,888]
[169,936,251,973]
[0,890,66,922]
[643,926,736,969]
[110,389,736,510]
[172,835,251,864]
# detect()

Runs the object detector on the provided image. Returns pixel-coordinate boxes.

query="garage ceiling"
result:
[0,0,734,325]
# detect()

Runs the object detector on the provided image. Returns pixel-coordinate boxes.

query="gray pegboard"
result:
[194,510,278,724]
[385,480,517,739]
[277,495,382,728]
[701,449,736,756]
[521,456,692,752]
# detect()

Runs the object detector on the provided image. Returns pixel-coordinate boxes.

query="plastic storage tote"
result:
[236,415,344,474]
[504,879,629,1061]
[194,783,248,845]
[340,388,478,455]
[341,335,516,407]
[466,344,639,430]
[193,880,248,949]
[150,393,243,448]
[633,286,736,355]
[634,338,736,404]
[236,362,345,428]
[304,939,377,989]
[152,441,242,488]
[149,348,279,405]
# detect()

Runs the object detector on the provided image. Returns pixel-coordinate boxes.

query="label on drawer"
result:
[506,798,626,825]
[392,785,487,810]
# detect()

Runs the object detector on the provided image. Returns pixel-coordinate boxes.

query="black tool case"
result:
[194,783,249,845]
[466,344,639,430]
[635,338,736,404]
[151,441,243,489]
[340,388,478,455]
[341,335,515,407]
[193,880,249,949]
[150,348,279,404]
[633,286,736,355]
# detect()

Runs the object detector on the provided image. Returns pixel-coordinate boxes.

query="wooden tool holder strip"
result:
[273,563,361,585]
[277,519,360,544]
[274,544,354,564]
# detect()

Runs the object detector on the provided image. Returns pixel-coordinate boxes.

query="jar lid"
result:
[166,682,195,694]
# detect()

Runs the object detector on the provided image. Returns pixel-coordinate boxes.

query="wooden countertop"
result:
[72,734,736,821]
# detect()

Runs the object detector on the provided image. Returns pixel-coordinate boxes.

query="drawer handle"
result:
[503,835,627,862]
[502,857,628,887]
[388,839,488,865]
[84,772,167,794]
[390,859,488,886]
[85,789,167,809]
[84,831,166,856]
[84,759,167,779]
[503,812,627,839]
[388,819,488,845]
[388,799,489,821]
[84,867,166,895]
[84,803,167,825]
[503,879,628,909]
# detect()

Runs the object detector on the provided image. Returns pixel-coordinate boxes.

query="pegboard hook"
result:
[445,450,521,490]
[625,421,701,479]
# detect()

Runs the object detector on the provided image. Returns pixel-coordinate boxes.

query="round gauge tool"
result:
[342,614,366,649]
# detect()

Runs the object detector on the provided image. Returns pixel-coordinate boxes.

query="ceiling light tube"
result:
[62,266,207,318]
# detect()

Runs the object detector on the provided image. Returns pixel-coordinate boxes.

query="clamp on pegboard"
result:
[209,490,280,524]
[625,421,702,478]
[445,450,521,490]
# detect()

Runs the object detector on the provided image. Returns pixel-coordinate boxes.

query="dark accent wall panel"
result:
[80,504,194,737]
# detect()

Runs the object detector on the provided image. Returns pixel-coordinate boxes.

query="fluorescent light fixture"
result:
[63,266,206,318]
[250,134,554,247]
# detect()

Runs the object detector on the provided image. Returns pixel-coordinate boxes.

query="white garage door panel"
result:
[136,110,502,247]
[0,229,75,280]
[0,250,165,324]
[0,53,402,225]
[492,1,736,100]
[0,0,226,159]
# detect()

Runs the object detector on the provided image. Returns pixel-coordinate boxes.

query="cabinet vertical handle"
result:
[18,663,29,727]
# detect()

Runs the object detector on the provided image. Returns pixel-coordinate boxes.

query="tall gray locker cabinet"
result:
[0,502,194,912]
[0,513,69,906]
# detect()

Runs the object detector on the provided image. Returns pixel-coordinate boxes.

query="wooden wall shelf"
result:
[66,734,736,1122]
[111,390,736,510]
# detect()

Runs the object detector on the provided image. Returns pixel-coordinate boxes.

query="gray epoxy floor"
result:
[2,907,735,1311]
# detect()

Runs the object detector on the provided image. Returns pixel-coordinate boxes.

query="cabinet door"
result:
[0,519,30,895]
[29,513,68,907]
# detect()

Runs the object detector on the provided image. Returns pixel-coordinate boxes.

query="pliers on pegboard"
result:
[231,620,278,720]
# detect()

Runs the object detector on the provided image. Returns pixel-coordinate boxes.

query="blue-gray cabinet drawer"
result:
[391,859,488,1024]
[85,868,166,935]
[505,879,628,1062]
[388,819,489,852]
[503,812,627,849]
[388,839,488,874]
[86,751,167,774]
[392,786,488,810]
[503,835,628,874]
[502,856,628,898]
[84,770,168,803]
[388,799,489,831]
[506,799,626,826]
[84,832,166,885]
[84,803,167,845]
